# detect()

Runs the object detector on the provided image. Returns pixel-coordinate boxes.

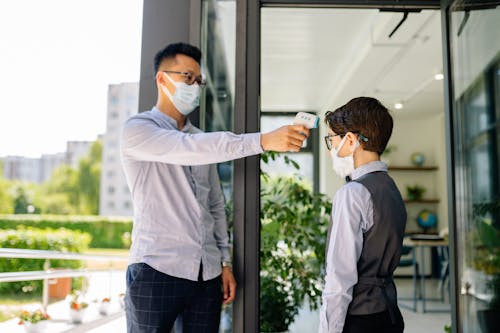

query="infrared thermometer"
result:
[293,112,319,129]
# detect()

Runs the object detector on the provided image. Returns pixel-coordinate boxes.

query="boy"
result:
[320,97,406,333]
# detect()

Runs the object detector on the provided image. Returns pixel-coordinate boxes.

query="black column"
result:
[233,0,261,332]
[440,1,459,332]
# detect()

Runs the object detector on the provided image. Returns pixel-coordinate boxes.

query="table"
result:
[403,237,450,313]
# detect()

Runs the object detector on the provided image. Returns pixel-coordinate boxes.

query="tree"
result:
[13,186,30,213]
[0,161,14,214]
[39,165,79,213]
[12,183,40,214]
[36,139,102,215]
[76,140,102,214]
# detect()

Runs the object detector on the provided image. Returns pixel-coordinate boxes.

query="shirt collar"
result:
[351,160,388,180]
[151,107,192,132]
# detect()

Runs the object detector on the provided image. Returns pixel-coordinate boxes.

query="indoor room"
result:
[260,7,451,332]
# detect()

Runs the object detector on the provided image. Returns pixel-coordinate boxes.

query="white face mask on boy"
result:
[330,135,359,179]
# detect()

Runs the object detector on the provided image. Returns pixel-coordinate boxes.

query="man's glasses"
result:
[163,70,206,87]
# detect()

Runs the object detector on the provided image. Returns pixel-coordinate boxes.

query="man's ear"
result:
[156,71,166,86]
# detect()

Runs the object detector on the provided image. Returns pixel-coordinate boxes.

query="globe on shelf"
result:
[417,209,438,232]
[410,152,425,166]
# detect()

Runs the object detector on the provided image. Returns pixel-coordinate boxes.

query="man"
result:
[121,42,309,333]
[320,97,406,333]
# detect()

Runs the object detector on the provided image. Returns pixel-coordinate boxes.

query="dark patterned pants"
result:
[125,263,222,333]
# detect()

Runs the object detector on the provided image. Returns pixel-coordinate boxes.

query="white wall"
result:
[389,112,448,233]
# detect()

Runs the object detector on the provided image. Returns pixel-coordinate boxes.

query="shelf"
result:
[389,166,438,171]
[404,199,440,204]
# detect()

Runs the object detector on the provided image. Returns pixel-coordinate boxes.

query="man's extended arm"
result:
[121,117,309,165]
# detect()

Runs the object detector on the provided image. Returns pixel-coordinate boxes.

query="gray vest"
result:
[327,171,407,319]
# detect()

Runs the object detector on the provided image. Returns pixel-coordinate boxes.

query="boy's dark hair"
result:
[153,42,202,73]
[324,97,393,154]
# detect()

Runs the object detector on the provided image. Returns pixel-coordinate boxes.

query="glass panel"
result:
[260,113,315,184]
[449,2,500,332]
[200,1,236,332]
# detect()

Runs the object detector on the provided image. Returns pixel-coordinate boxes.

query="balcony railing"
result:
[0,248,128,311]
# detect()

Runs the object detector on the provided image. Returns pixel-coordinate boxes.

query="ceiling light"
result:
[394,102,404,110]
[434,73,444,80]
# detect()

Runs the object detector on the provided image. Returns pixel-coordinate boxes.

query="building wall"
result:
[1,156,41,183]
[99,82,139,217]
[66,141,93,168]
[39,153,67,182]
[1,142,92,184]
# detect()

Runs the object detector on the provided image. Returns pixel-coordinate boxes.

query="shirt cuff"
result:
[220,247,231,263]
[243,132,264,155]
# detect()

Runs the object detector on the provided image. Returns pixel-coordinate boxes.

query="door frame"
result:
[232,0,458,332]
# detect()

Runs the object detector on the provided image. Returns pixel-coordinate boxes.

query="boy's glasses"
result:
[163,70,206,87]
[324,134,341,151]
[324,133,369,150]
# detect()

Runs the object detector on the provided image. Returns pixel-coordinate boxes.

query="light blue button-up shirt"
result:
[120,107,263,281]
[319,161,388,333]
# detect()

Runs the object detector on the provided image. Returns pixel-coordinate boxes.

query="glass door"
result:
[447,2,500,332]
[200,1,237,332]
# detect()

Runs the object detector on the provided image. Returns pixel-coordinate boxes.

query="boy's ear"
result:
[345,132,364,152]
[345,132,357,146]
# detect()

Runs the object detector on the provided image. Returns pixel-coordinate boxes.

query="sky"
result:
[0,0,143,158]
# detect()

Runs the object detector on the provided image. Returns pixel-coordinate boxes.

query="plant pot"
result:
[69,308,87,324]
[23,321,49,333]
[118,295,125,310]
[478,309,500,333]
[48,277,72,299]
[98,302,111,315]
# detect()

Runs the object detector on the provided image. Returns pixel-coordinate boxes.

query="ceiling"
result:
[261,8,444,117]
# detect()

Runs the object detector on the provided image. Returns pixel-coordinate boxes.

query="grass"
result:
[0,248,129,323]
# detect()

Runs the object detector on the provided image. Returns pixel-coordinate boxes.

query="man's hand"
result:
[221,267,236,304]
[261,125,310,152]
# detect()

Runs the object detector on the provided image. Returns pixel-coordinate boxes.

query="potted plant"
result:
[98,297,112,315]
[406,184,426,201]
[118,293,126,310]
[69,292,89,324]
[18,309,50,333]
[472,200,500,333]
[260,152,331,332]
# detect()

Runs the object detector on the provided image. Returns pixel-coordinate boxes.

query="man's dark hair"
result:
[324,97,393,154]
[153,42,202,73]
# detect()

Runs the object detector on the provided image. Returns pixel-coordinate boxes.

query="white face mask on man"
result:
[330,135,359,179]
[161,73,201,116]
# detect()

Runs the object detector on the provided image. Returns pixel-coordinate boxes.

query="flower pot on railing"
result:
[18,309,50,333]
[23,320,49,333]
[118,293,125,310]
[69,308,87,324]
[68,292,89,324]
[98,298,111,316]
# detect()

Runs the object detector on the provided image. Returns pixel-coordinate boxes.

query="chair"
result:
[436,245,450,302]
[397,245,418,311]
